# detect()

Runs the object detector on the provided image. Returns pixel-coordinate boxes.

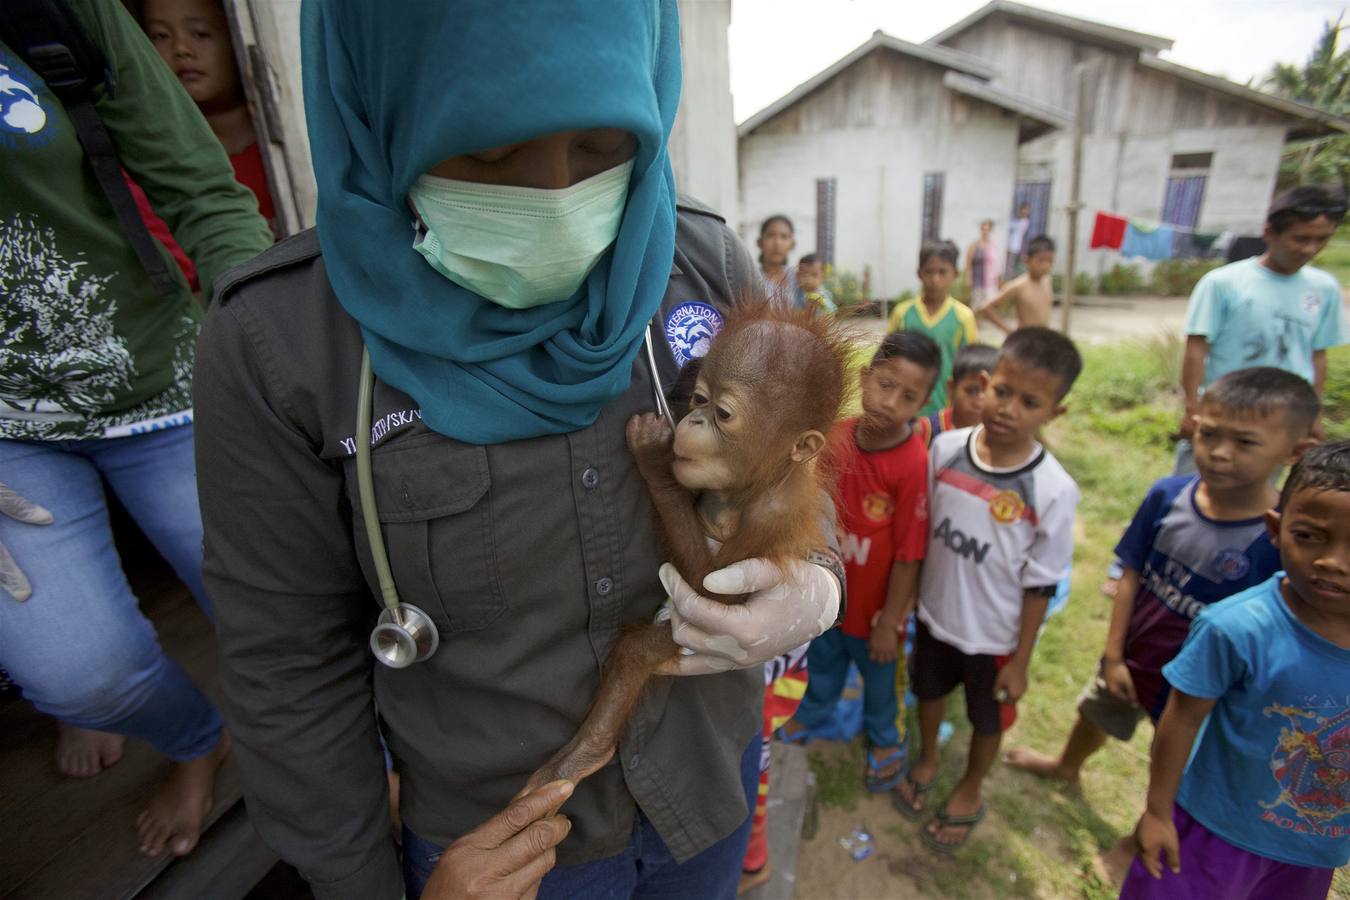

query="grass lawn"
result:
[799,338,1350,898]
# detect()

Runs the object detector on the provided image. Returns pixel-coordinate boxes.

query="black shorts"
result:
[909,618,1016,736]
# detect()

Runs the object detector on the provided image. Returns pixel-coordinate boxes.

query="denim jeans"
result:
[0,426,223,760]
[402,736,759,899]
[794,627,902,749]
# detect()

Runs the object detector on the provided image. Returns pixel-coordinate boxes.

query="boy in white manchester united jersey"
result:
[893,327,1082,854]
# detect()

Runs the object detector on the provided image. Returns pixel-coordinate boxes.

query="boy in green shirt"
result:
[887,240,979,416]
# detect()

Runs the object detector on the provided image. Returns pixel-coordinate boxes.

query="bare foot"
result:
[136,731,230,857]
[1094,834,1135,886]
[56,723,125,778]
[1002,746,1080,786]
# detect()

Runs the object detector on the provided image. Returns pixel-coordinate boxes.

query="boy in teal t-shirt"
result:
[1177,186,1347,473]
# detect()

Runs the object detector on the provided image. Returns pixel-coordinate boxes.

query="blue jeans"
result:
[793,628,901,749]
[403,736,759,899]
[0,426,223,760]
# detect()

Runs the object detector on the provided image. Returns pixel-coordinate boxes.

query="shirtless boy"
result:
[978,236,1055,335]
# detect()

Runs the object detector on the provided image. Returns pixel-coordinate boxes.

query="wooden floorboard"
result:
[0,529,245,900]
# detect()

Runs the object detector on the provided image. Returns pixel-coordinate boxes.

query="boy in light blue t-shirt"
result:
[1176,185,1347,475]
[1125,441,1350,899]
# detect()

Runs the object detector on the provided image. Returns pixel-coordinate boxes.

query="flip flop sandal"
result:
[920,803,987,855]
[864,746,906,794]
[773,721,810,745]
[890,769,935,819]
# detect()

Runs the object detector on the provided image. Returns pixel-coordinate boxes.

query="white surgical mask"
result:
[408,159,634,309]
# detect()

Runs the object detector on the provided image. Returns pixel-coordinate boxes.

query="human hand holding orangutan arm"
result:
[655,559,840,675]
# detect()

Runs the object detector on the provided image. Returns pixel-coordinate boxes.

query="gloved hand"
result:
[0,482,53,602]
[654,558,840,676]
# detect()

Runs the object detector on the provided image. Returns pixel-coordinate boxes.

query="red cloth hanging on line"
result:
[1089,211,1127,250]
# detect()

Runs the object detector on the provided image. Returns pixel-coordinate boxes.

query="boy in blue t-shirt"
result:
[1176,185,1347,475]
[1006,368,1320,791]
[1126,440,1350,898]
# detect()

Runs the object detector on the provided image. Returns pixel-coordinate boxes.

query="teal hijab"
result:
[301,1,681,443]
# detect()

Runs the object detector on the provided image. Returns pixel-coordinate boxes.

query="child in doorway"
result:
[775,333,940,793]
[757,214,798,309]
[1124,440,1350,899]
[797,254,837,314]
[888,240,978,417]
[1006,202,1032,278]
[1004,367,1318,791]
[893,327,1082,853]
[917,343,998,445]
[977,235,1056,334]
[141,0,278,233]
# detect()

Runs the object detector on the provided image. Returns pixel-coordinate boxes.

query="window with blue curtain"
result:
[1161,153,1212,229]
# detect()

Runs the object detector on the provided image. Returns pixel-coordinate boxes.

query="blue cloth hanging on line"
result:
[1121,223,1176,261]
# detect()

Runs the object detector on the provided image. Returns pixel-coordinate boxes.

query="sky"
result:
[728,0,1343,123]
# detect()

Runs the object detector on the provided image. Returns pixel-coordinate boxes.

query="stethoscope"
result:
[361,322,677,668]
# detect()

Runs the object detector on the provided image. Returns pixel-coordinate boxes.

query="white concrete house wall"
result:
[932,1,1345,278]
[669,0,739,223]
[738,37,1063,298]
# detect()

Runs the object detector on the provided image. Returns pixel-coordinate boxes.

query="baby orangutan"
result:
[520,302,851,795]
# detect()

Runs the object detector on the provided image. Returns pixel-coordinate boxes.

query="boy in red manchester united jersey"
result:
[776,333,941,793]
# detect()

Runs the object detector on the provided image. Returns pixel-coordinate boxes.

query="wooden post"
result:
[1061,64,1088,334]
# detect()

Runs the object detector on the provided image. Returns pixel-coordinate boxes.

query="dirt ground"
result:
[789,738,1088,900]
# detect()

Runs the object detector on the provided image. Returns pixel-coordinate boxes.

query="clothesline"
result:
[1089,207,1226,237]
[1088,209,1234,261]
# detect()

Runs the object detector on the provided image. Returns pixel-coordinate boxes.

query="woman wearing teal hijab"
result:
[193,2,842,898]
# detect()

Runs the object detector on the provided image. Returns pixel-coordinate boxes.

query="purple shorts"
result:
[1120,804,1334,900]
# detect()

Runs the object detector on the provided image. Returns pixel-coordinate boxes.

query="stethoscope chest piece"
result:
[370,603,439,669]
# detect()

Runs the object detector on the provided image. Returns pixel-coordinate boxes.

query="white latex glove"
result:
[0,482,53,602]
[654,558,840,676]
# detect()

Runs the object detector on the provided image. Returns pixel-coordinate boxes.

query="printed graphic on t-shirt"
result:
[0,54,55,146]
[1118,476,1280,718]
[1261,701,1350,834]
[0,215,132,421]
[664,301,723,368]
[862,492,894,523]
[0,216,199,439]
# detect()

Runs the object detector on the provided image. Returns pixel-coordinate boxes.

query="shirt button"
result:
[628,753,641,769]
[595,577,613,595]
[581,467,600,490]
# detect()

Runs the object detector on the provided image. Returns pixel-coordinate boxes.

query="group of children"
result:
[781,326,1084,856]
[752,195,1350,896]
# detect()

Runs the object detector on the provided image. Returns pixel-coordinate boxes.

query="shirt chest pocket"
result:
[343,437,506,633]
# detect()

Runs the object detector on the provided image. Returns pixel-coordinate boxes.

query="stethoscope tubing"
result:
[357,346,403,615]
[360,319,673,662]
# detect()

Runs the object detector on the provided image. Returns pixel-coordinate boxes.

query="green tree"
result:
[1263,16,1350,192]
